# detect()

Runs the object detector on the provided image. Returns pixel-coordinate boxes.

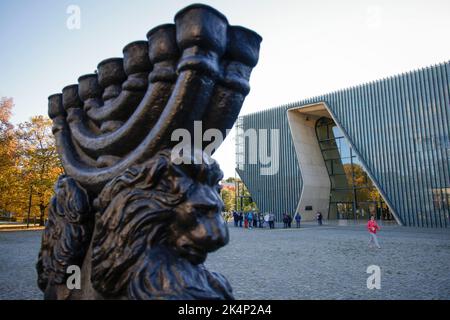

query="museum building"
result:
[235,62,450,228]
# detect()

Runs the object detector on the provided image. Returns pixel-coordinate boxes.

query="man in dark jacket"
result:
[233,211,239,227]
[294,212,301,228]
[283,214,288,228]
[317,212,323,226]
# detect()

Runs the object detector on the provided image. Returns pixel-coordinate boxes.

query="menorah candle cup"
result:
[62,84,83,110]
[48,94,66,135]
[62,84,84,125]
[97,58,127,101]
[48,94,64,119]
[223,26,262,95]
[122,41,152,91]
[227,26,262,68]
[78,74,103,112]
[174,4,228,77]
[146,24,179,83]
[200,26,262,140]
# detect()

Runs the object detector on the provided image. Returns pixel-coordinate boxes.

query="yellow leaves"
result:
[0,98,62,220]
[0,97,13,125]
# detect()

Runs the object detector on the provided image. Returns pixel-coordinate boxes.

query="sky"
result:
[1,0,449,178]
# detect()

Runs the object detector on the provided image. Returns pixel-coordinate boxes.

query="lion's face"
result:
[91,150,231,297]
[169,178,229,265]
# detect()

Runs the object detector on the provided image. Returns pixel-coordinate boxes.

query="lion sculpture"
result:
[37,150,233,299]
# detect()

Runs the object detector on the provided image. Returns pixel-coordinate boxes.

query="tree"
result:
[0,97,22,217]
[16,116,63,225]
[220,186,235,212]
[0,97,14,152]
[221,176,258,212]
[344,163,381,202]
[0,99,63,223]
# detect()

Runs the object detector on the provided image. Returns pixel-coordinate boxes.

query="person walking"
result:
[264,213,270,228]
[258,212,264,228]
[268,212,275,229]
[317,212,323,226]
[253,212,258,228]
[367,215,381,249]
[247,211,253,229]
[282,213,288,228]
[238,211,243,227]
[287,214,292,228]
[294,212,301,228]
[233,210,239,227]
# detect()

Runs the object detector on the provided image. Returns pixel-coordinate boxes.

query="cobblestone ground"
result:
[0,231,43,300]
[206,223,450,300]
[1,223,450,300]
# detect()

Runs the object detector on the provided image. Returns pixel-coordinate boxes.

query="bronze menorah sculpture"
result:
[36,4,261,300]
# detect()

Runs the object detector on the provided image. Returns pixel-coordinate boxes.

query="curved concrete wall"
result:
[286,108,330,221]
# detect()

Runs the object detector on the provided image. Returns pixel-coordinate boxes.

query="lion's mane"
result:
[36,175,93,299]
[91,150,233,299]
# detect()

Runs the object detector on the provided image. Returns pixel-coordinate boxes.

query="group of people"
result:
[229,209,382,249]
[230,211,381,249]
[231,211,308,229]
[232,211,278,229]
[281,212,305,228]
[230,210,326,229]
[232,211,269,229]
[283,212,324,228]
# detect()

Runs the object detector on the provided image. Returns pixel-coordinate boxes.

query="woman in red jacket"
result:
[367,215,381,249]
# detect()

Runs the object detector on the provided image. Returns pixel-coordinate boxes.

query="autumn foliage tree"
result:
[221,177,257,212]
[0,97,21,216]
[0,98,63,224]
[343,163,381,202]
[220,186,235,212]
[16,116,63,224]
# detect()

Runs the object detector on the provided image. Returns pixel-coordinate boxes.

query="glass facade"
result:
[315,117,394,221]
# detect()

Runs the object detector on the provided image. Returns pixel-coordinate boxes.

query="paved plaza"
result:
[1,223,449,300]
